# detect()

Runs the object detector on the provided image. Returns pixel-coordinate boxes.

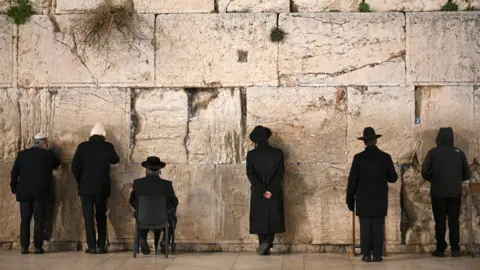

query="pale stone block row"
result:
[414,86,474,163]
[18,15,154,87]
[55,0,214,14]
[278,13,406,87]
[155,13,278,87]
[0,16,13,87]
[218,0,290,13]
[407,12,480,84]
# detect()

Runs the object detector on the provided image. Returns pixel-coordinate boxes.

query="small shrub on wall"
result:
[7,0,33,25]
[270,27,286,43]
[359,1,371,12]
[440,0,459,11]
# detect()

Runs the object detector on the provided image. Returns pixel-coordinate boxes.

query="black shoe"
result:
[256,242,270,256]
[361,256,371,262]
[140,239,151,255]
[97,248,108,254]
[21,248,29,254]
[451,251,461,257]
[85,248,97,254]
[262,249,271,256]
[34,248,44,254]
[432,250,445,257]
[373,256,383,262]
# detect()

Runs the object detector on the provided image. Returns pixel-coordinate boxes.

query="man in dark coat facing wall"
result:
[10,133,60,254]
[72,123,120,254]
[421,127,470,257]
[247,125,285,256]
[346,127,398,262]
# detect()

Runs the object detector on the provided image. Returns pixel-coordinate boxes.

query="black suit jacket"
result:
[129,175,179,214]
[71,135,120,197]
[11,147,60,203]
[346,145,398,217]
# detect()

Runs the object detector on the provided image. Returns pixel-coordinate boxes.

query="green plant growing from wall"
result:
[7,0,34,25]
[270,27,286,43]
[440,0,459,11]
[77,0,143,51]
[359,1,371,12]
[329,9,341,12]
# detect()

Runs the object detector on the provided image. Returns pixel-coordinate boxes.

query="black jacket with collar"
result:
[129,174,179,212]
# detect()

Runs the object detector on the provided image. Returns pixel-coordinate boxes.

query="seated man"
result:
[129,156,178,255]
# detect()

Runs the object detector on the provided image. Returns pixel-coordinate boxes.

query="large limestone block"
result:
[293,0,361,11]
[279,13,405,86]
[347,86,414,164]
[279,164,351,244]
[132,89,188,164]
[0,89,21,163]
[218,0,289,12]
[52,88,131,163]
[18,15,154,87]
[188,89,243,164]
[56,0,213,13]
[407,13,480,84]
[475,86,480,162]
[247,87,347,164]
[414,86,474,163]
[0,16,13,87]
[156,14,278,87]
[0,163,20,241]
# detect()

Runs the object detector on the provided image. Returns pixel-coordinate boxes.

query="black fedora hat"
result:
[141,156,166,171]
[357,127,382,141]
[250,125,272,143]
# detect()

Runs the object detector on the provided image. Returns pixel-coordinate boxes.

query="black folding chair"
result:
[133,196,175,258]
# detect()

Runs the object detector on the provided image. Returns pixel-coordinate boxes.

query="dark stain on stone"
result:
[237,50,248,63]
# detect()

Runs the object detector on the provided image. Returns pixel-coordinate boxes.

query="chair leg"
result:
[165,226,169,258]
[171,220,176,255]
[133,224,138,258]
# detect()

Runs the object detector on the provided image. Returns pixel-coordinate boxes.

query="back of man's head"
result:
[364,138,377,146]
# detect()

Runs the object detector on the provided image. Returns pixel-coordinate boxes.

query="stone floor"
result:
[0,251,478,270]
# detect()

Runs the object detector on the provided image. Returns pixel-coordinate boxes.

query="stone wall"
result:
[0,0,479,253]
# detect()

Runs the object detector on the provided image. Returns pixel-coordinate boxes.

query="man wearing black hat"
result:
[346,127,398,262]
[247,125,285,256]
[129,156,178,255]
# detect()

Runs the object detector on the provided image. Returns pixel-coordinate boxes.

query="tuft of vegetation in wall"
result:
[77,0,143,51]
[7,0,33,25]
[329,9,341,12]
[440,0,459,11]
[270,27,286,43]
[359,1,371,12]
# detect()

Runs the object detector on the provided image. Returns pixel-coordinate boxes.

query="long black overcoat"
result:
[346,145,398,217]
[246,143,285,234]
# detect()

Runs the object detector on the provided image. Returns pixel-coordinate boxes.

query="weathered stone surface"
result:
[280,164,352,244]
[18,15,154,87]
[0,163,19,241]
[407,13,480,84]
[247,87,347,164]
[0,1,10,12]
[132,89,188,164]
[474,86,480,162]
[293,0,472,12]
[414,86,474,163]
[347,86,414,164]
[218,0,289,13]
[156,14,278,87]
[0,16,12,87]
[188,88,243,164]
[56,0,213,13]
[0,89,20,163]
[52,88,131,163]
[279,13,405,86]
[402,166,480,245]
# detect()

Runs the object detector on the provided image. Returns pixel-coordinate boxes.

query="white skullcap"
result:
[34,133,46,140]
[90,123,106,137]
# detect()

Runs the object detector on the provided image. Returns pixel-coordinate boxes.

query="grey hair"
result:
[146,169,161,176]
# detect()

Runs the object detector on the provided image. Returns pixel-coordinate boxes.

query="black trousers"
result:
[258,233,275,247]
[81,196,107,249]
[139,218,176,246]
[359,217,385,257]
[431,197,461,252]
[20,200,46,249]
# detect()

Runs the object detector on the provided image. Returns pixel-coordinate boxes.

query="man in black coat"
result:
[129,156,178,255]
[71,123,120,254]
[10,133,60,254]
[421,127,470,257]
[346,127,398,262]
[247,125,285,256]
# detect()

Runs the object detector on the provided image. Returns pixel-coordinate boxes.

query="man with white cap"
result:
[72,123,119,254]
[10,133,60,254]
